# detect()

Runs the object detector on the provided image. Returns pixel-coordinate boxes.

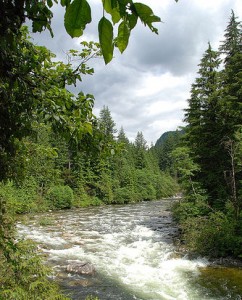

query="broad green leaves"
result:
[117,21,130,53]
[63,0,162,64]
[102,0,121,24]
[133,3,161,34]
[98,17,114,64]
[64,0,91,37]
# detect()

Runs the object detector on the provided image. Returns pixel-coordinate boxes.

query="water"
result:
[17,200,242,300]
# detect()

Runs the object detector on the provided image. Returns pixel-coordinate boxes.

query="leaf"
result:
[128,14,138,30]
[47,0,53,7]
[102,0,121,24]
[61,0,71,6]
[98,17,114,64]
[61,0,71,7]
[117,21,130,53]
[133,2,161,34]
[83,121,93,135]
[64,0,91,38]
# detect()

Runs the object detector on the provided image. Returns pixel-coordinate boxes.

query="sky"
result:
[30,0,242,145]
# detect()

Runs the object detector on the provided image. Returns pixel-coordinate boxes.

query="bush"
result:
[0,238,69,300]
[47,185,73,209]
[113,187,136,203]
[172,200,210,223]
[182,212,237,257]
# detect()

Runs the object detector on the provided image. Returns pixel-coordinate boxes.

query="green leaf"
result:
[133,2,161,34]
[47,0,53,7]
[98,17,114,64]
[128,14,138,30]
[102,0,121,24]
[64,0,91,38]
[61,0,71,6]
[117,21,130,53]
[83,121,93,135]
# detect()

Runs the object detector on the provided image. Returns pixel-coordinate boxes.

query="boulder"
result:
[66,262,95,276]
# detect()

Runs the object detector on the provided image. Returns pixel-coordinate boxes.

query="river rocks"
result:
[66,262,95,275]
[210,257,242,268]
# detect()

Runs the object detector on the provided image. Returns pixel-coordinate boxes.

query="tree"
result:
[171,146,201,201]
[117,126,129,145]
[219,11,242,214]
[155,130,182,173]
[134,131,147,169]
[98,106,117,142]
[184,43,225,206]
[219,11,242,136]
[0,28,99,181]
[170,11,242,259]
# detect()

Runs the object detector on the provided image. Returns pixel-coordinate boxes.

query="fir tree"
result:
[184,43,226,205]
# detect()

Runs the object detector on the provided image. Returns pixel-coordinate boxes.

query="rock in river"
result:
[66,262,95,275]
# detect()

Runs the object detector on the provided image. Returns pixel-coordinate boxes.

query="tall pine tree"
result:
[184,43,226,206]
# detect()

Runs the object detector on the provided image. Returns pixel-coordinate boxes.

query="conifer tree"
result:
[219,11,242,215]
[219,10,242,134]
[184,43,225,205]
[134,132,148,169]
[98,106,117,142]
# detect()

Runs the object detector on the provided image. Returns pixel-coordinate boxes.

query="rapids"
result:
[17,200,242,300]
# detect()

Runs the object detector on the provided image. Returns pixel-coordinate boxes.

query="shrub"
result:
[0,238,69,300]
[113,187,136,204]
[172,200,210,223]
[183,211,237,257]
[47,185,73,209]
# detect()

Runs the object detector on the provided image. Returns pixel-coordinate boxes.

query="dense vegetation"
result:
[1,104,178,214]
[0,1,241,298]
[171,11,242,258]
[0,1,178,297]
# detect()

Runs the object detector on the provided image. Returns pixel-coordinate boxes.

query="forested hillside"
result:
[172,11,242,258]
[1,105,178,214]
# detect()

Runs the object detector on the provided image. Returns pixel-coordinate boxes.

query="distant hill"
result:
[155,130,184,148]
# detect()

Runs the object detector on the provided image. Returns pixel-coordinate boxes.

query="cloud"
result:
[29,0,242,145]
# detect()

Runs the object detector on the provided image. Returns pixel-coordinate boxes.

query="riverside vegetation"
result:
[171,11,242,259]
[0,2,241,299]
[0,1,176,298]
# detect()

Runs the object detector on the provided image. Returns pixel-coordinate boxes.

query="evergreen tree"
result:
[117,127,129,145]
[219,10,242,134]
[98,106,117,142]
[184,43,226,206]
[134,132,147,169]
[219,11,242,216]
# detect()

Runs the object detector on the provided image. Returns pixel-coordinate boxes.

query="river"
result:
[17,199,242,300]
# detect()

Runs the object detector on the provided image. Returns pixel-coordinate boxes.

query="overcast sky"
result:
[30,0,242,145]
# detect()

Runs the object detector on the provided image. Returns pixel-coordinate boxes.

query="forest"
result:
[172,11,242,258]
[0,1,241,299]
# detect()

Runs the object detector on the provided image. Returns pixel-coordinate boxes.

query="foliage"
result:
[0,0,167,65]
[172,11,242,258]
[0,27,99,181]
[172,199,211,223]
[0,238,69,300]
[0,197,68,299]
[0,1,180,297]
[182,212,239,257]
[154,130,183,175]
[47,185,74,209]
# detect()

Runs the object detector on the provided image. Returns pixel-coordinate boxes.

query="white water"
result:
[17,200,241,300]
